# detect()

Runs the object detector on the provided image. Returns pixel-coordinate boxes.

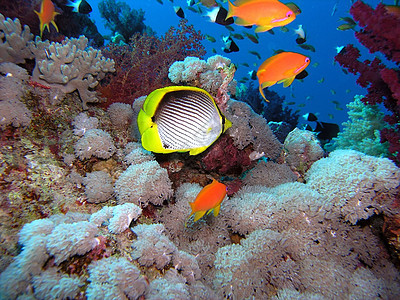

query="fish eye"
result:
[286,11,293,18]
[305,57,310,63]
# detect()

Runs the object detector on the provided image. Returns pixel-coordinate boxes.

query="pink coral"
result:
[201,135,253,175]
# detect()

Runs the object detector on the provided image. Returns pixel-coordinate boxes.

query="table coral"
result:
[30,35,115,109]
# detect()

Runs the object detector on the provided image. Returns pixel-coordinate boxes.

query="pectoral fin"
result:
[235,17,253,26]
[255,25,273,33]
[282,76,296,87]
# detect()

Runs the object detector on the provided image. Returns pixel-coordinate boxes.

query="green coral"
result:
[326,95,389,157]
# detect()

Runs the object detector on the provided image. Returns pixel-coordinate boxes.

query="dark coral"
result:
[238,82,299,131]
[335,1,400,166]
[99,19,205,106]
[98,0,151,42]
[201,135,253,175]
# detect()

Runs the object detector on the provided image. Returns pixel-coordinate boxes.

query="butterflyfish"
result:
[35,0,60,37]
[226,0,300,32]
[257,52,310,101]
[186,179,227,225]
[137,86,232,156]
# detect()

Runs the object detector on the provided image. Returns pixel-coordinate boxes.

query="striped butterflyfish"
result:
[137,86,232,155]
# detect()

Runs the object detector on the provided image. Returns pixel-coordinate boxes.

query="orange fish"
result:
[226,0,300,32]
[257,52,310,101]
[187,179,227,224]
[35,0,60,37]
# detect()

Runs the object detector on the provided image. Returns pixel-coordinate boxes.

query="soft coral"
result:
[98,20,205,107]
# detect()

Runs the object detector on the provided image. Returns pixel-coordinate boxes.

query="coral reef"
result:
[0,63,32,129]
[82,171,113,203]
[326,95,389,157]
[169,54,237,111]
[114,160,173,206]
[30,35,115,109]
[99,20,205,106]
[283,128,325,176]
[86,256,148,299]
[0,13,34,64]
[305,149,400,224]
[74,129,116,160]
[335,1,400,165]
[1,4,400,298]
[225,99,283,161]
[237,81,299,131]
[98,0,150,43]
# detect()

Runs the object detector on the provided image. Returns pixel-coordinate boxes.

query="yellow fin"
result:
[189,146,209,156]
[193,210,207,222]
[282,76,296,87]
[255,25,274,33]
[235,17,254,26]
[259,84,269,102]
[213,205,221,217]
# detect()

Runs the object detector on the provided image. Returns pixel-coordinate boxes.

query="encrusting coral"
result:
[0,62,32,129]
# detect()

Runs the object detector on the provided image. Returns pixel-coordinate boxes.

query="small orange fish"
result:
[187,179,227,224]
[257,52,310,101]
[35,0,59,37]
[226,0,299,32]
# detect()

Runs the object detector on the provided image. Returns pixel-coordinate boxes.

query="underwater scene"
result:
[1,0,400,299]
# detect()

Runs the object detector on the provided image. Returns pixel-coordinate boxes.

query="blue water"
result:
[89,0,383,126]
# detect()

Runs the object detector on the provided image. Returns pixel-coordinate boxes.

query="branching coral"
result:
[99,19,205,105]
[30,35,115,109]
[0,13,34,64]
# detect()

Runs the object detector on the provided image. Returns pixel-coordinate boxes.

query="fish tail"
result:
[226,0,236,19]
[259,84,269,102]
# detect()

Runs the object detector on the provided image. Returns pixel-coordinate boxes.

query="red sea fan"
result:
[334,1,400,166]
[98,20,205,107]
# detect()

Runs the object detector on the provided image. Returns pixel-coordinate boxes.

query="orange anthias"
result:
[187,179,227,224]
[226,0,300,32]
[257,51,310,101]
[35,0,59,37]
